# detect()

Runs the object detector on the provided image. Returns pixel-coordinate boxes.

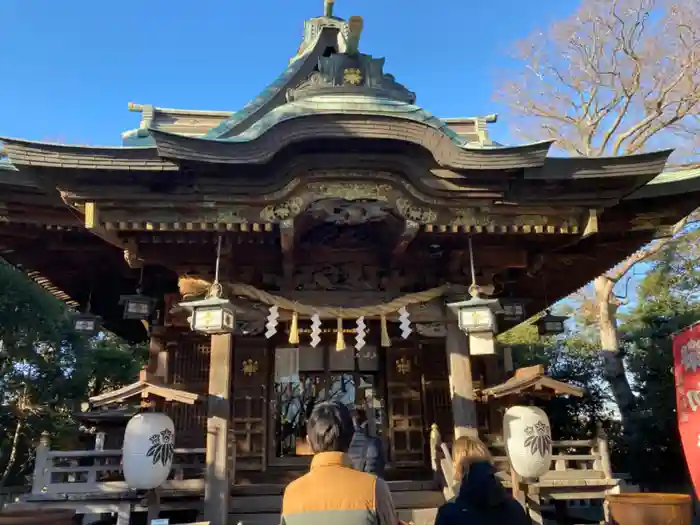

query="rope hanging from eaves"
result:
[179,277,452,350]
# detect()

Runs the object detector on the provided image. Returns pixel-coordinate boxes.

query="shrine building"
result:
[1,2,700,524]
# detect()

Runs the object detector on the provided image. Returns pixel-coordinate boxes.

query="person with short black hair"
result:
[347,406,386,478]
[280,401,398,525]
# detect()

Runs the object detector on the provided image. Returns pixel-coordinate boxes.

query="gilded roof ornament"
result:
[324,0,334,17]
[346,16,363,56]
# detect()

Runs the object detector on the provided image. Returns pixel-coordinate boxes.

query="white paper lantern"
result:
[503,405,553,479]
[122,413,175,489]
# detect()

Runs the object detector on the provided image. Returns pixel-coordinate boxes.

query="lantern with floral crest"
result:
[122,413,175,490]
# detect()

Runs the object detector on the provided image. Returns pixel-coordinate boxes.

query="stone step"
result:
[230,489,444,514]
[231,480,436,496]
[229,507,439,525]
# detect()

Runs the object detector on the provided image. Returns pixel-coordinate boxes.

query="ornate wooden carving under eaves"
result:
[308,199,390,225]
[449,208,490,227]
[260,197,305,222]
[286,51,416,103]
[447,208,582,233]
[290,262,389,291]
[258,181,406,224]
[396,198,438,224]
[307,182,392,202]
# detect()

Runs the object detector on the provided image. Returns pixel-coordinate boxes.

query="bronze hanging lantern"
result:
[119,292,154,321]
[72,312,101,335]
[178,236,236,335]
[501,299,527,323]
[447,295,503,334]
[536,310,568,336]
[180,296,236,335]
[119,267,154,321]
[446,238,503,335]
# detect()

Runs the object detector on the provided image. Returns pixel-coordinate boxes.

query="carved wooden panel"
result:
[386,344,425,466]
[232,338,268,471]
[386,343,421,385]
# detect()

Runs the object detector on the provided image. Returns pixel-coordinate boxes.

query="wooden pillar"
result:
[146,327,166,378]
[204,333,233,525]
[86,431,106,486]
[483,355,503,439]
[31,432,51,495]
[446,322,478,439]
[115,502,132,525]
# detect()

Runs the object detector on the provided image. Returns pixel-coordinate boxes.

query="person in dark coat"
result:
[347,407,386,478]
[434,460,530,525]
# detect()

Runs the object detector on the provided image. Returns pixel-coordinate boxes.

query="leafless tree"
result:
[497,0,700,432]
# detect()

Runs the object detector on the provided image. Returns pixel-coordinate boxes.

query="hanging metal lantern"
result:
[179,296,236,335]
[448,237,504,335]
[119,293,155,321]
[501,299,527,323]
[447,295,504,334]
[536,310,568,336]
[178,235,236,335]
[72,312,101,335]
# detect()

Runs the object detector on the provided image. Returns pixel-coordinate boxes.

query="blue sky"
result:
[0,0,579,146]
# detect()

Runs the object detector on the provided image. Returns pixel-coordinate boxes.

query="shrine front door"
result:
[385,342,426,467]
[270,343,381,463]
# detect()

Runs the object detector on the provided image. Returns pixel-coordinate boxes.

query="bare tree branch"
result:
[607,211,697,282]
[496,0,700,431]
[497,0,700,161]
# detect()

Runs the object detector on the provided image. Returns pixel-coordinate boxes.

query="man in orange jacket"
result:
[280,401,398,525]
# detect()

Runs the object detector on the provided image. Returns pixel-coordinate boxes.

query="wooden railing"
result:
[429,423,615,495]
[0,487,28,509]
[31,432,235,496]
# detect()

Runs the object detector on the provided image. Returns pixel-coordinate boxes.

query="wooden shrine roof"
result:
[74,406,137,425]
[0,149,698,341]
[480,365,585,400]
[122,102,499,148]
[1,7,700,342]
[89,371,204,407]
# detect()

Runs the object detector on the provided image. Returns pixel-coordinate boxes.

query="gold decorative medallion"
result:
[396,356,411,375]
[242,359,259,376]
[343,68,363,85]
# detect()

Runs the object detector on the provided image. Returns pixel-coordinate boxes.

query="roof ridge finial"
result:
[346,15,363,56]
[324,0,334,17]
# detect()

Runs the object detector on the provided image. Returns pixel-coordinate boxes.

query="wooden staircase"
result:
[228,480,444,525]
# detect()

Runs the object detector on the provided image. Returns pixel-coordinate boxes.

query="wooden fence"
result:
[30,432,234,496]
[0,487,28,509]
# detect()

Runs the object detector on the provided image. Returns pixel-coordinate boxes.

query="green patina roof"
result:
[204,34,322,140]
[121,8,497,149]
[647,165,700,184]
[0,155,17,171]
[203,94,470,146]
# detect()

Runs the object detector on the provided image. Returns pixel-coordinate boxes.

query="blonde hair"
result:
[452,436,492,481]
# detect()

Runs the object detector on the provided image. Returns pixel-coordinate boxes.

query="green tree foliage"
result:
[617,229,700,489]
[0,260,146,487]
[502,229,700,489]
[500,325,610,441]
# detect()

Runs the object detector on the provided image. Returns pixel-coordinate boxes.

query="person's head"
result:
[452,436,492,482]
[351,407,368,429]
[306,401,355,454]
